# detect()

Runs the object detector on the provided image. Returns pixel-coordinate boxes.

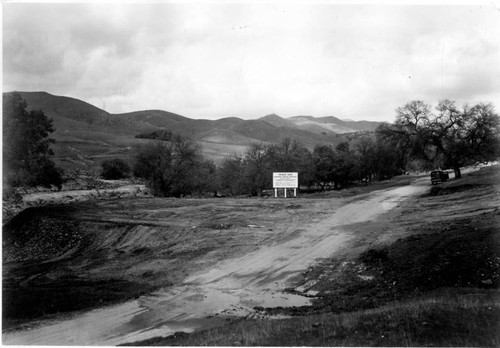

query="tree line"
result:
[3,93,499,198]
[378,99,499,178]
[121,134,410,197]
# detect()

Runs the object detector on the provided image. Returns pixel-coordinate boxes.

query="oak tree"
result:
[3,92,62,191]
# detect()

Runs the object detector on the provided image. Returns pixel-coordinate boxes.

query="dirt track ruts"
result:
[3,180,429,345]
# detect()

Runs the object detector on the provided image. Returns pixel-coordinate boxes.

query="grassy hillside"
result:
[259,114,298,129]
[288,115,379,134]
[5,91,378,171]
[310,116,381,132]
[19,91,110,124]
[260,114,381,135]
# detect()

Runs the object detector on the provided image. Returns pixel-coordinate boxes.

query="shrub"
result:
[100,158,131,180]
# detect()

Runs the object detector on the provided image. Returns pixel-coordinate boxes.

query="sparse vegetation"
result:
[130,295,499,347]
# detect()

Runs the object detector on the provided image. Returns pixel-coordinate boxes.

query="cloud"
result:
[3,3,500,122]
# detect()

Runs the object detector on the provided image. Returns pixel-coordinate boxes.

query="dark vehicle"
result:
[430,170,449,184]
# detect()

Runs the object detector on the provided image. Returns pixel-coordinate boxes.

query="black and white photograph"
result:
[2,0,500,346]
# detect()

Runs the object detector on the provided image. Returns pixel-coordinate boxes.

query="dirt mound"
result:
[3,207,86,262]
[358,210,500,290]
[2,206,161,325]
[3,276,151,324]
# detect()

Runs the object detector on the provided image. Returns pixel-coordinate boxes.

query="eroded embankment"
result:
[3,212,169,326]
[2,196,330,331]
[2,201,262,327]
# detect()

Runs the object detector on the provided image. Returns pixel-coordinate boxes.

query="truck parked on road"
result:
[430,170,449,185]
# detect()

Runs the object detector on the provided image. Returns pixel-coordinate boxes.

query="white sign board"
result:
[273,172,298,188]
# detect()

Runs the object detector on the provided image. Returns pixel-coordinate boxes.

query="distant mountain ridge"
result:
[4,91,381,170]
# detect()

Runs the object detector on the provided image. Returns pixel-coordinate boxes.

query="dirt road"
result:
[3,180,429,345]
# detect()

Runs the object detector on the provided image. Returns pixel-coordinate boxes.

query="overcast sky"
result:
[3,1,500,122]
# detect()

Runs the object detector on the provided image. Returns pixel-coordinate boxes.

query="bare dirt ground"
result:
[3,165,499,345]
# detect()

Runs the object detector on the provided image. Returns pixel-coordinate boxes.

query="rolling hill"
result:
[4,91,380,171]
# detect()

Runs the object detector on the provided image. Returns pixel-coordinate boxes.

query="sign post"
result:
[273,172,298,198]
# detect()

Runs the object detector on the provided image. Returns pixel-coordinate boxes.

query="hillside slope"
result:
[259,114,380,135]
[5,91,378,170]
[287,115,380,134]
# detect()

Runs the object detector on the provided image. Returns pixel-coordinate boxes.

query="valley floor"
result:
[2,165,499,346]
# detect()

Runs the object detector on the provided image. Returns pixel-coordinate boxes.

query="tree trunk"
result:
[454,166,461,179]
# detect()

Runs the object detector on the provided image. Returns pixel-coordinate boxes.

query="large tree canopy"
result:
[3,92,62,191]
[133,134,203,197]
[382,99,500,177]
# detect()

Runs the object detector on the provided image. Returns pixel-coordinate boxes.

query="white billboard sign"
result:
[273,172,298,188]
